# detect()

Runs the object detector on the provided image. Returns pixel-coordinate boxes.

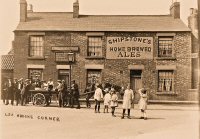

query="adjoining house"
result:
[2,0,198,101]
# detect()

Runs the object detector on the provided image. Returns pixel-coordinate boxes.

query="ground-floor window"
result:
[87,70,101,84]
[28,69,43,83]
[158,70,174,92]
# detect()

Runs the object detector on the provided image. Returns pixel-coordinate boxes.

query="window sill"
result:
[156,92,178,95]
[85,56,105,59]
[27,57,45,60]
[155,57,176,60]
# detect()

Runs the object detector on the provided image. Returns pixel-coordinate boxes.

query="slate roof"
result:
[1,55,14,70]
[15,12,190,32]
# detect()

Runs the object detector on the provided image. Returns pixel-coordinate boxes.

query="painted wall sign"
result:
[106,37,153,59]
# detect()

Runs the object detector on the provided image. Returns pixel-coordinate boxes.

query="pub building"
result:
[9,0,198,101]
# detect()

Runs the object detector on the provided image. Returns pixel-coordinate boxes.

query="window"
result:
[29,36,44,57]
[28,69,43,82]
[158,70,174,92]
[88,36,102,57]
[158,37,173,57]
[87,70,101,84]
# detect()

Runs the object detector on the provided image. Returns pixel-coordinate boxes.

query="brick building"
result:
[12,0,198,101]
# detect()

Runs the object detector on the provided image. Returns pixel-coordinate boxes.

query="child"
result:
[110,88,118,117]
[103,88,111,113]
[138,88,148,120]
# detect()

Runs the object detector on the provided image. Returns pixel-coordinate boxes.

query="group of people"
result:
[56,80,80,109]
[2,77,148,119]
[90,83,148,120]
[2,78,32,106]
[2,77,81,109]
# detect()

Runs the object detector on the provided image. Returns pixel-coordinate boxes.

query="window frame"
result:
[87,36,103,57]
[28,68,44,82]
[157,70,175,93]
[158,36,174,58]
[87,69,102,85]
[29,35,44,58]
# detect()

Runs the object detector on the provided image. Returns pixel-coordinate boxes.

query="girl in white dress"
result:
[138,88,148,120]
[110,88,118,117]
[103,88,111,113]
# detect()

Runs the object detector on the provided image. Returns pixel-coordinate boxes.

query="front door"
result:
[58,69,70,86]
[130,70,142,103]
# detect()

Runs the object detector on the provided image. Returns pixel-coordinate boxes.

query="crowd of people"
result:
[2,78,81,109]
[2,77,148,120]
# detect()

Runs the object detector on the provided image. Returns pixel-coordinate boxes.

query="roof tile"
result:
[15,12,190,32]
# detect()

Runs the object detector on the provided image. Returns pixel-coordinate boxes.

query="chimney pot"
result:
[190,8,198,15]
[28,4,33,13]
[188,8,198,37]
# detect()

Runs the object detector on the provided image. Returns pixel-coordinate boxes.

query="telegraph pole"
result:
[198,0,200,106]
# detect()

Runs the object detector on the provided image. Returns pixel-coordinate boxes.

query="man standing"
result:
[46,78,54,106]
[84,83,95,108]
[121,84,134,119]
[21,79,31,106]
[94,83,103,113]
[56,80,64,107]
[2,78,9,104]
[71,80,80,109]
[13,78,21,106]
[6,78,14,105]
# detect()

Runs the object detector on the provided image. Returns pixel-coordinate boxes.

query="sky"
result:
[0,0,198,55]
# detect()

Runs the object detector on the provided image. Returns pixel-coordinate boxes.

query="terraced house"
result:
[10,0,198,101]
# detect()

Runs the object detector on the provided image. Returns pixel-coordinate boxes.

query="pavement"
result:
[0,102,199,139]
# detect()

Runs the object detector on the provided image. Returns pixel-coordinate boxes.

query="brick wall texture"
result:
[13,31,198,101]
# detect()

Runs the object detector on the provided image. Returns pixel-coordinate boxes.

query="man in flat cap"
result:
[71,80,80,109]
[13,78,21,106]
[21,79,31,106]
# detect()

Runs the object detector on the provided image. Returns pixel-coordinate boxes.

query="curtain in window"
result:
[158,71,174,92]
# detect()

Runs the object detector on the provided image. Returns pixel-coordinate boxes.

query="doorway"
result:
[130,70,142,103]
[58,69,70,86]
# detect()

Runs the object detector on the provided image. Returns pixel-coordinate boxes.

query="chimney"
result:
[73,0,79,18]
[170,1,180,19]
[188,8,198,37]
[27,4,33,13]
[20,0,27,22]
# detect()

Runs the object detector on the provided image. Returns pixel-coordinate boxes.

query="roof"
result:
[1,55,14,70]
[15,12,190,32]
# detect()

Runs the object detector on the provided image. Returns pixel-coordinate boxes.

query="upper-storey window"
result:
[87,36,103,57]
[158,37,173,57]
[29,36,44,57]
